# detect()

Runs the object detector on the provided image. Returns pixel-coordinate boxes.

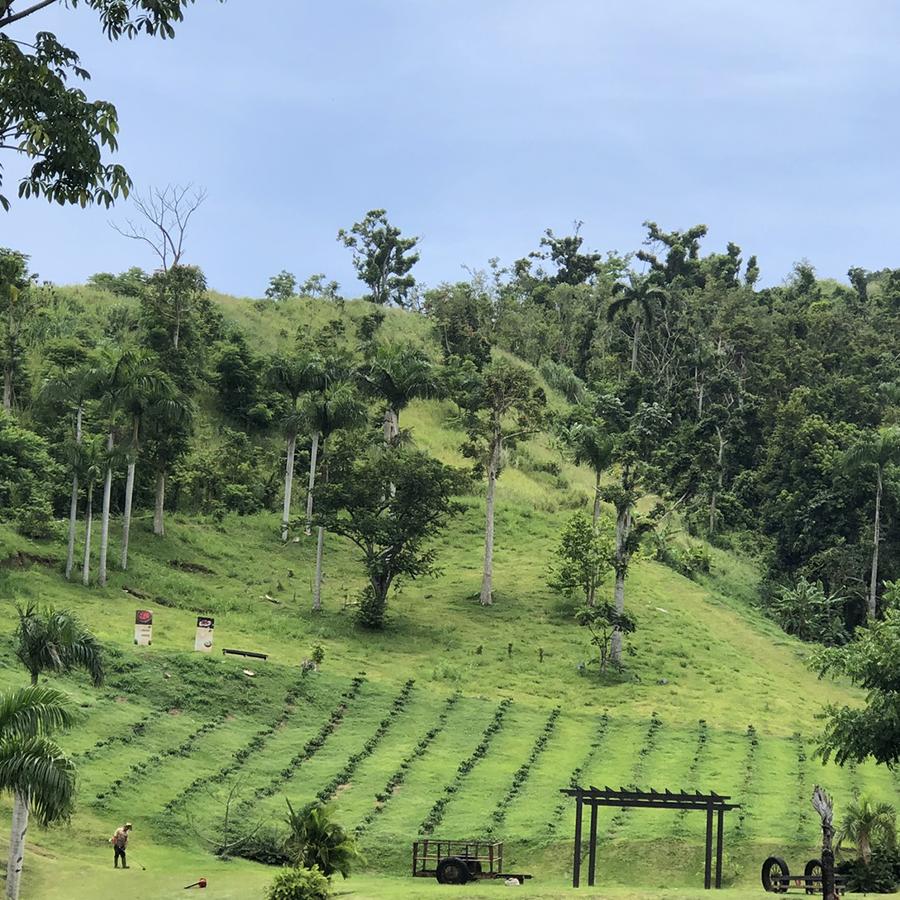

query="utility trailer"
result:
[412,840,532,885]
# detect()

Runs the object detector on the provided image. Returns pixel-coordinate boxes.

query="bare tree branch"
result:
[0,0,59,29]
[111,183,206,271]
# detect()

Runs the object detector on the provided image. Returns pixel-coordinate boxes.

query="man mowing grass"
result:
[110,822,132,869]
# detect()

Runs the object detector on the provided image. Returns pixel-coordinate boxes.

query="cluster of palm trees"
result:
[268,342,437,610]
[41,345,189,587]
[2,604,104,900]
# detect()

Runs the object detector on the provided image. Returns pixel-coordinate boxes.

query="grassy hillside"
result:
[0,291,890,899]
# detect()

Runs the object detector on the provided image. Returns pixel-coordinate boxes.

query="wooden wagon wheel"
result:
[761,856,790,893]
[804,858,822,895]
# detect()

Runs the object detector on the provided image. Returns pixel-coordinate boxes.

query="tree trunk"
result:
[610,504,632,664]
[630,318,641,373]
[281,432,296,542]
[98,430,114,587]
[153,470,166,537]
[384,407,398,495]
[5,791,29,900]
[65,408,83,580]
[709,426,726,536]
[120,417,139,570]
[3,365,12,413]
[312,525,325,611]
[480,438,501,606]
[592,470,602,526]
[305,430,320,536]
[869,466,882,621]
[82,483,93,586]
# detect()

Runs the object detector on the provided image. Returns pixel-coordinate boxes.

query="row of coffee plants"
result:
[75,712,157,762]
[792,731,811,841]
[162,673,314,814]
[95,714,229,804]
[671,719,709,836]
[314,680,416,804]
[236,674,368,810]
[354,692,461,838]
[546,713,610,834]
[420,698,513,834]
[733,724,758,838]
[489,707,561,829]
[605,712,663,838]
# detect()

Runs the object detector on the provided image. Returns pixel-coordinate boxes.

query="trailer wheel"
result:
[804,859,822,895]
[761,856,790,893]
[436,856,471,885]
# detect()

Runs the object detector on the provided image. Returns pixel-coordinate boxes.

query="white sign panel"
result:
[194,616,214,652]
[134,609,153,646]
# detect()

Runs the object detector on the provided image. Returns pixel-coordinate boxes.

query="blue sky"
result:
[5,0,900,295]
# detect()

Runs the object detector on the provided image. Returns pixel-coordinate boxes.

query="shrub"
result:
[231,826,291,866]
[265,866,331,900]
[765,576,847,644]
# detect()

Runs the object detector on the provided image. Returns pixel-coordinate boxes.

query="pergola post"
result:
[715,807,724,888]
[572,791,583,888]
[587,800,599,886]
[704,801,714,889]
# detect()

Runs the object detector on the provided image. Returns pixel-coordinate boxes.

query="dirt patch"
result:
[1,550,57,568]
[168,707,182,716]
[114,696,129,704]
[169,559,215,575]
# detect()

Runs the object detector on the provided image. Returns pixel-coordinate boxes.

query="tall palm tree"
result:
[144,392,194,539]
[302,354,355,535]
[363,343,438,444]
[560,417,615,527]
[304,380,366,611]
[14,604,104,688]
[836,795,897,864]
[115,353,179,568]
[844,426,900,620]
[1,685,77,900]
[38,362,92,580]
[606,273,668,373]
[267,351,325,542]
[76,433,104,587]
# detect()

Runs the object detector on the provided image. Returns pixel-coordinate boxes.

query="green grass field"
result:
[0,292,888,898]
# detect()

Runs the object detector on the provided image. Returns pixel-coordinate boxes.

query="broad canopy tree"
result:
[0,2,220,211]
[338,209,420,307]
[314,434,466,628]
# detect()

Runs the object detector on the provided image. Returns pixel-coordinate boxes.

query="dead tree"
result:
[112,184,207,271]
[812,785,836,900]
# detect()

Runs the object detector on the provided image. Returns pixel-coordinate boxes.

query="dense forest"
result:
[2,215,898,646]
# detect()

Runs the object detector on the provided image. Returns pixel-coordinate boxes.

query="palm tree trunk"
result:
[120,417,139,570]
[98,430,114,587]
[82,483,94,586]
[305,430,320,536]
[312,526,325,611]
[630,318,641,373]
[5,790,29,900]
[869,466,883,621]
[480,438,501,606]
[153,470,166,536]
[592,469,602,526]
[610,504,632,664]
[65,406,83,581]
[281,433,297,542]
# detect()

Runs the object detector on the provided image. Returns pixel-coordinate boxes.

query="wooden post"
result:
[704,802,714,889]
[588,800,599,885]
[715,807,724,888]
[812,786,836,900]
[573,793,583,888]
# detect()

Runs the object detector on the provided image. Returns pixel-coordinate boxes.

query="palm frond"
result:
[0,686,76,740]
[0,734,76,825]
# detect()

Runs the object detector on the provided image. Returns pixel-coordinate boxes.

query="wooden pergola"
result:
[560,786,740,889]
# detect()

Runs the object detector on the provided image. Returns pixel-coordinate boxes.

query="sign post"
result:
[134,609,153,646]
[194,616,215,652]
